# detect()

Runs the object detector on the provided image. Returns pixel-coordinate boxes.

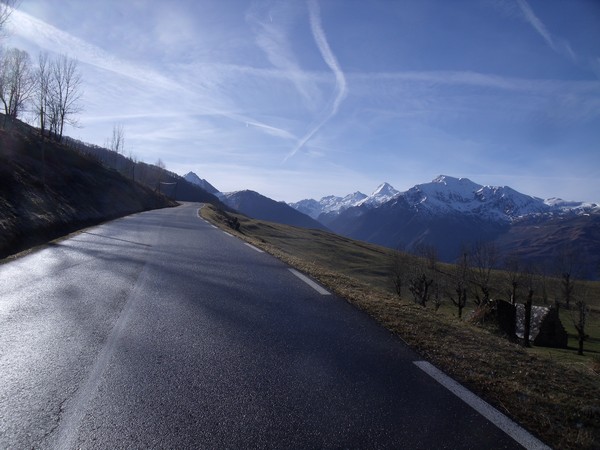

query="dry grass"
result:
[201,205,600,450]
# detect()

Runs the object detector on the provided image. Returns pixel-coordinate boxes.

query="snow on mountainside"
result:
[289,183,400,219]
[356,182,400,207]
[290,191,367,219]
[291,175,598,225]
[183,171,219,194]
[544,197,600,213]
[400,175,600,221]
[401,175,551,221]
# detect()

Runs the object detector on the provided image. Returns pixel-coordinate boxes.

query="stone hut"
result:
[496,300,568,348]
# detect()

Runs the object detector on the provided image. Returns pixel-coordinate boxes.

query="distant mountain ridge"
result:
[179,170,598,278]
[290,175,600,278]
[289,182,399,221]
[219,190,328,231]
[291,175,598,224]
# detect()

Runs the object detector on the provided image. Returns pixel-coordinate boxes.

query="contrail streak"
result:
[516,0,576,62]
[285,0,348,161]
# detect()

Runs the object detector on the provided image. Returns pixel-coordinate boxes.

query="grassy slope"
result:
[0,120,176,258]
[202,205,600,450]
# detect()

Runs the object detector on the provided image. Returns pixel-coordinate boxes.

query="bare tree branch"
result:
[0,47,34,122]
[0,0,19,38]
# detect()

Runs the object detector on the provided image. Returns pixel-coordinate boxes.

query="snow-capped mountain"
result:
[293,175,598,225]
[183,171,219,194]
[398,175,553,222]
[290,191,367,219]
[293,175,599,277]
[289,182,400,220]
[356,182,400,207]
[544,197,600,213]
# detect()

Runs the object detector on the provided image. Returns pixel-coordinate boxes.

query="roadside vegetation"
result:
[201,204,600,450]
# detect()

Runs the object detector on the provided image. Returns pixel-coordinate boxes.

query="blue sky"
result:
[6,0,600,202]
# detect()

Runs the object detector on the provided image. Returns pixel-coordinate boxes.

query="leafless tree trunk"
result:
[409,272,433,307]
[50,54,83,141]
[504,254,523,305]
[561,272,575,309]
[554,245,585,308]
[391,248,413,301]
[110,123,125,153]
[33,51,52,136]
[471,241,499,306]
[450,251,470,319]
[571,289,589,356]
[109,123,125,170]
[523,288,533,348]
[407,249,436,307]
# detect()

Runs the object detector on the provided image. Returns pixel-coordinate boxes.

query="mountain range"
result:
[293,176,598,224]
[183,171,599,278]
[291,175,600,277]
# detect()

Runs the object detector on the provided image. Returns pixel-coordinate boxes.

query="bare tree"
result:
[450,251,470,319]
[561,271,575,309]
[554,245,586,308]
[504,254,523,305]
[407,253,435,307]
[391,248,412,300]
[521,271,537,348]
[409,271,434,307]
[50,54,83,141]
[33,51,52,136]
[110,123,125,154]
[0,47,34,122]
[571,288,590,356]
[108,122,125,169]
[471,241,499,306]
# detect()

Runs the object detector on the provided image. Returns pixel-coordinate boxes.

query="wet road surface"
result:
[0,203,528,449]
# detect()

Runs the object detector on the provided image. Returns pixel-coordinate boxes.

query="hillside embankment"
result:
[0,119,176,258]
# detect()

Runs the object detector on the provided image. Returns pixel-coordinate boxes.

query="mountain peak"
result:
[372,182,396,196]
[183,171,201,182]
[432,175,477,187]
[183,171,219,194]
[357,183,399,207]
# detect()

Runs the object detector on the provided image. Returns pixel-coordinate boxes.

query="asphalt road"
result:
[0,203,531,449]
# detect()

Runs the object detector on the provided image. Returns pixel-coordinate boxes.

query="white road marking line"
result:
[413,361,550,450]
[222,231,233,237]
[211,225,218,229]
[244,243,264,253]
[289,269,331,295]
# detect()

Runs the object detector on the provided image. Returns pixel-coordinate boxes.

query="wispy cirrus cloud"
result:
[284,0,348,161]
[8,9,180,90]
[9,7,305,145]
[246,2,321,111]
